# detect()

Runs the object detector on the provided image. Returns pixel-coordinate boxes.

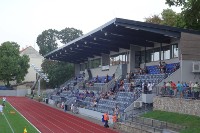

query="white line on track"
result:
[8,99,53,133]
[3,112,14,133]
[9,101,42,133]
[33,101,112,133]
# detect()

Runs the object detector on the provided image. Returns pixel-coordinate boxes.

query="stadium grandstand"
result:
[44,17,200,128]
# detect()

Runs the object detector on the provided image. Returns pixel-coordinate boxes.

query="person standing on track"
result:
[3,97,6,103]
[0,104,3,115]
[104,112,109,128]
[2,97,6,106]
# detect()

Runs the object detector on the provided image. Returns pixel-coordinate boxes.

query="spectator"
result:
[162,62,167,73]
[95,75,99,83]
[106,74,109,83]
[112,113,117,129]
[144,66,149,74]
[189,81,194,98]
[104,112,109,128]
[119,85,125,92]
[83,72,85,77]
[147,82,153,94]
[143,82,148,94]
[161,82,166,95]
[171,81,176,97]
[114,106,119,118]
[183,82,189,98]
[112,73,115,79]
[92,100,97,108]
[139,68,143,75]
[166,81,172,96]
[129,83,134,92]
[176,81,183,98]
[126,73,129,80]
[193,82,199,99]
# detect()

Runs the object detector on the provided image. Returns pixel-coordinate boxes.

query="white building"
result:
[20,46,44,82]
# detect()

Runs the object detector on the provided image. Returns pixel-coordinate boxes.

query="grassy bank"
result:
[142,110,200,133]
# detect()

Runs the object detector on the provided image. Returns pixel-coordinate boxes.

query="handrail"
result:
[123,120,163,133]
[60,77,74,88]
[101,65,122,93]
[128,116,186,131]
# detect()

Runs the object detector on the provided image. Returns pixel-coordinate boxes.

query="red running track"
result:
[7,97,118,133]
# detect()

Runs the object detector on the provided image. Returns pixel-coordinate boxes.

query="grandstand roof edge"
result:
[44,18,200,63]
[44,18,117,58]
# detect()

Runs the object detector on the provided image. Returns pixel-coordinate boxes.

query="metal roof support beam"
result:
[115,23,180,38]
[102,26,171,44]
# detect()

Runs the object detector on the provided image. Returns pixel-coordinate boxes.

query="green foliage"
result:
[0,41,30,86]
[59,27,83,44]
[143,110,200,133]
[145,15,162,24]
[36,28,83,56]
[145,9,186,28]
[42,59,74,88]
[36,27,82,88]
[165,0,186,6]
[166,0,200,30]
[36,29,59,56]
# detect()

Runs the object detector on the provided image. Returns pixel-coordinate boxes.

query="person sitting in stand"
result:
[129,83,135,92]
[95,75,99,83]
[106,74,109,83]
[139,67,143,75]
[144,66,149,74]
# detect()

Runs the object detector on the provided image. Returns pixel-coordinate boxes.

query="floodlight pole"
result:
[38,77,41,97]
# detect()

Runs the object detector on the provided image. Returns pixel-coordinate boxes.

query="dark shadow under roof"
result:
[44,18,200,63]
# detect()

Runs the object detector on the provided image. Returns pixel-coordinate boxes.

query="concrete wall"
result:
[78,107,113,124]
[90,65,118,77]
[154,96,200,117]
[158,68,181,85]
[181,60,200,83]
[180,32,200,60]
[0,89,27,96]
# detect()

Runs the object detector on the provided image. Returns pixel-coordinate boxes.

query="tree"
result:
[145,9,186,28]
[145,15,162,24]
[36,29,59,56]
[42,60,74,88]
[166,0,200,30]
[0,41,30,86]
[37,27,83,88]
[59,28,83,44]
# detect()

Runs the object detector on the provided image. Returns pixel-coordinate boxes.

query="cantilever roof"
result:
[44,18,200,63]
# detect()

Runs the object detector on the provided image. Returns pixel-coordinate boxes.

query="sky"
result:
[0,0,181,51]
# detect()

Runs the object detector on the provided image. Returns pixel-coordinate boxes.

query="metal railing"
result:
[127,116,186,132]
[122,121,163,133]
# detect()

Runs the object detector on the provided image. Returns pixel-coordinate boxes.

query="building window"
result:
[89,58,101,68]
[172,44,178,58]
[110,52,129,66]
